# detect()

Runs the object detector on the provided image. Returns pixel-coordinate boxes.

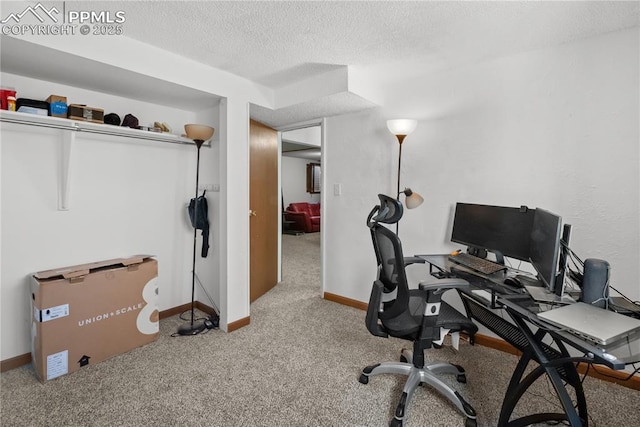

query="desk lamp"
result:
[387,119,423,233]
[178,124,215,336]
[399,188,424,209]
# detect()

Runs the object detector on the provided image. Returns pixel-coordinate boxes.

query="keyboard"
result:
[448,252,506,275]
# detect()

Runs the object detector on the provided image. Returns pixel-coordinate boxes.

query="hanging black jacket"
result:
[188,191,210,257]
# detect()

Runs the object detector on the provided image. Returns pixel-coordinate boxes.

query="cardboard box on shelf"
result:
[30,255,159,382]
[46,95,68,118]
[46,95,66,104]
[67,104,104,123]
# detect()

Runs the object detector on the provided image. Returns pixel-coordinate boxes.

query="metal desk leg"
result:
[498,315,588,427]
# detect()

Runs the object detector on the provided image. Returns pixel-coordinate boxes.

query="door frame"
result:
[276,119,326,294]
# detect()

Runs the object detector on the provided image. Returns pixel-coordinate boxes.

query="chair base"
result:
[359,349,477,427]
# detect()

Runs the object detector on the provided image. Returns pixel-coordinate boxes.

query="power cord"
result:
[194,272,220,329]
[561,243,640,313]
[169,271,220,337]
[168,308,213,337]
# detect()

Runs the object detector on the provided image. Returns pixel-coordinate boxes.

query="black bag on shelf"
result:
[188,191,210,257]
[104,113,121,125]
[121,113,139,128]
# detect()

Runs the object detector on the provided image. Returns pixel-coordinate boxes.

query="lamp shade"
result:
[386,119,417,136]
[401,188,424,209]
[405,191,424,209]
[184,124,215,142]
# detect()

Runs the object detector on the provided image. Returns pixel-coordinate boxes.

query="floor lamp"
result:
[178,124,215,336]
[386,119,424,234]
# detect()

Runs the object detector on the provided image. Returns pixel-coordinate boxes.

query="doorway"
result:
[279,124,323,295]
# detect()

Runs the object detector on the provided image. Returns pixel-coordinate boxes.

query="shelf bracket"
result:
[58,130,74,211]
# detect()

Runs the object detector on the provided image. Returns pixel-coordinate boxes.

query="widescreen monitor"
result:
[529,208,563,292]
[451,203,535,262]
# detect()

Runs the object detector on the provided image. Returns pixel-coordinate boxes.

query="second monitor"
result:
[528,208,563,294]
[451,202,564,293]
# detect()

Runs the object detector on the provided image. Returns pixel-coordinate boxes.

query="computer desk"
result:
[418,254,640,427]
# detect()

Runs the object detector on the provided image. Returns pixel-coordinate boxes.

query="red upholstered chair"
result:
[284,202,320,233]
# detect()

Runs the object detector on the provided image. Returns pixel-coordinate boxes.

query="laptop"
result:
[537,302,640,346]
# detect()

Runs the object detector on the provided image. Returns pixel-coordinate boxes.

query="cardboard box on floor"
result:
[30,255,159,382]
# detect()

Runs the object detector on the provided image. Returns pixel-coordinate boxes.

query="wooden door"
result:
[249,120,279,302]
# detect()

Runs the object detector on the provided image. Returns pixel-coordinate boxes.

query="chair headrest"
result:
[367,194,404,226]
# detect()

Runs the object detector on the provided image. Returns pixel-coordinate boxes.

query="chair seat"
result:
[384,297,477,341]
[436,302,478,334]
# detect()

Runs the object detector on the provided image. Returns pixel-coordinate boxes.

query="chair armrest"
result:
[418,278,469,292]
[284,211,308,231]
[404,256,426,266]
[385,256,425,268]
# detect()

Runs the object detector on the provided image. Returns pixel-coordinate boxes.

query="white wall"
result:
[282,156,320,207]
[324,28,639,308]
[0,73,220,360]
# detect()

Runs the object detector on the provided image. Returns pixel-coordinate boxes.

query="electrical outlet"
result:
[198,184,221,192]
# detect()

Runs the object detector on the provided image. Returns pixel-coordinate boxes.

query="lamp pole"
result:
[178,139,206,336]
[395,134,407,201]
[178,124,214,336]
[387,119,418,235]
[395,135,407,234]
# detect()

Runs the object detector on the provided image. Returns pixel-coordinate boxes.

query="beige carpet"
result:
[1,232,639,426]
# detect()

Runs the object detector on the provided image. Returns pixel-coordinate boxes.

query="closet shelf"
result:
[1,109,214,211]
[0,110,210,147]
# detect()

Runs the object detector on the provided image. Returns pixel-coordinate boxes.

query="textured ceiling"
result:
[84,1,638,88]
[68,1,640,126]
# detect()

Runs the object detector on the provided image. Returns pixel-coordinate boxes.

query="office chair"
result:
[359,194,478,427]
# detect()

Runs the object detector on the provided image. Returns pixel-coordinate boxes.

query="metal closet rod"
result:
[1,116,76,131]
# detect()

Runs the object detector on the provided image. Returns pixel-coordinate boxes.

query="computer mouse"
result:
[504,277,523,288]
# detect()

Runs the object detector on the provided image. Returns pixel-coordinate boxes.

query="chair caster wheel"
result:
[358,374,369,384]
[465,417,477,427]
[454,364,467,383]
[390,418,403,427]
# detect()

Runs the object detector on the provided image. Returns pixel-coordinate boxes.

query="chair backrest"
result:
[308,203,320,216]
[366,194,403,227]
[371,222,411,322]
[367,195,411,321]
[367,194,403,282]
[367,194,404,292]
